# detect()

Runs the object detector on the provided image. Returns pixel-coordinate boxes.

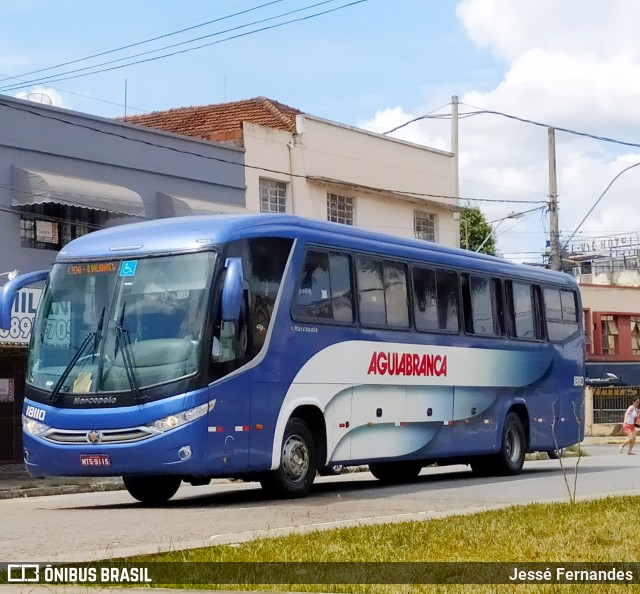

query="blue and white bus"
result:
[1,214,585,504]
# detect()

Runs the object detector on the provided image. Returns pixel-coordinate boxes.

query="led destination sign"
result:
[67,262,117,276]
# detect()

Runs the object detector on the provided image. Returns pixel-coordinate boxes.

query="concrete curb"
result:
[0,479,124,500]
[0,438,624,500]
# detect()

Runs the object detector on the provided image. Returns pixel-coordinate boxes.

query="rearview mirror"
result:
[221,257,243,322]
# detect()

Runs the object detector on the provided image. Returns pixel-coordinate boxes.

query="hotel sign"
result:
[567,233,640,257]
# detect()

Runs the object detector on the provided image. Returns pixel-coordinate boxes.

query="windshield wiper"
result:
[115,302,144,402]
[49,307,105,404]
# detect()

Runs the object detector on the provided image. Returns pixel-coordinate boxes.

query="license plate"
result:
[80,454,111,467]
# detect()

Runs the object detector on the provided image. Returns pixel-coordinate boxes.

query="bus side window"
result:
[329,253,354,323]
[492,278,505,336]
[506,281,535,339]
[413,266,438,331]
[225,236,294,359]
[383,260,409,328]
[437,269,460,332]
[462,274,500,336]
[544,287,579,341]
[292,250,354,323]
[532,284,545,339]
[293,251,332,320]
[356,257,386,326]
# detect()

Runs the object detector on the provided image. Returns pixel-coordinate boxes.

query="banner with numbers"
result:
[0,288,42,345]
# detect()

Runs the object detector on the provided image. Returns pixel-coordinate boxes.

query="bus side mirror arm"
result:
[221,258,244,322]
[0,270,49,330]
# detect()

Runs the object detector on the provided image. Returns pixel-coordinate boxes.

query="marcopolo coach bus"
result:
[0,214,584,504]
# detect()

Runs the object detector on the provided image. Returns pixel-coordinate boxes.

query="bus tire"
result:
[260,418,317,498]
[470,414,526,476]
[547,448,564,459]
[494,412,526,475]
[470,456,493,476]
[369,461,422,483]
[318,464,344,476]
[123,475,181,505]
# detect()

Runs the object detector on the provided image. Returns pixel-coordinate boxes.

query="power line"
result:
[387,100,640,151]
[0,1,366,92]
[0,0,287,85]
[460,103,640,150]
[0,97,546,207]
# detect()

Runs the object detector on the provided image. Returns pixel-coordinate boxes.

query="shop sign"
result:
[0,378,14,402]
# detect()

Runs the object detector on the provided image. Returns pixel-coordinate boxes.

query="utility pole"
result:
[452,95,461,248]
[548,127,561,271]
[451,95,459,200]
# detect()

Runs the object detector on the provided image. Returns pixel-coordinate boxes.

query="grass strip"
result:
[117,495,640,593]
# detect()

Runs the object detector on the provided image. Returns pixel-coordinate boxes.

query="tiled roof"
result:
[120,96,303,139]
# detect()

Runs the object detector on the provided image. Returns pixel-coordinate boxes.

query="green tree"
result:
[459,206,496,255]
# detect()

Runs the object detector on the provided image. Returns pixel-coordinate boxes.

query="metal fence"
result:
[591,386,640,425]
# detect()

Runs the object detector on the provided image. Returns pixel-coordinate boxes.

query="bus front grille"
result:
[42,427,155,445]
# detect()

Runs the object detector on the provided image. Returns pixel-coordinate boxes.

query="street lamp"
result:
[562,161,640,252]
[0,270,18,282]
[475,212,525,253]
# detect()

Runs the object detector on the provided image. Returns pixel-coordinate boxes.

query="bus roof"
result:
[57,214,574,287]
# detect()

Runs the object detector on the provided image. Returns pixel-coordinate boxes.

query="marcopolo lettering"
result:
[367,351,447,377]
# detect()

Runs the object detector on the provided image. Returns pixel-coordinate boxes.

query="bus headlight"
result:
[22,414,50,436]
[146,403,209,433]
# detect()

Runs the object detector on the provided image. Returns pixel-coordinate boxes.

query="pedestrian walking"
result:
[619,397,640,455]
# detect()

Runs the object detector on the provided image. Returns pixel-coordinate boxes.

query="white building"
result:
[124,97,461,247]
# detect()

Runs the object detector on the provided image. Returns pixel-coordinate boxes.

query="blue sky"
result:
[3,0,640,262]
[1,0,496,121]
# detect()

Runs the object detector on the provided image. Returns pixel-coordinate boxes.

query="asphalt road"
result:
[2,445,639,563]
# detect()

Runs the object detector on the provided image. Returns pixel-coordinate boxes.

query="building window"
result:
[601,314,618,355]
[631,316,640,355]
[327,193,354,225]
[414,211,436,242]
[19,204,107,251]
[259,178,287,213]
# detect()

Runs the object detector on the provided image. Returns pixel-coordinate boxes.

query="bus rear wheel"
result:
[472,413,526,476]
[496,412,526,474]
[260,418,317,498]
[369,461,422,483]
[123,475,182,505]
[547,448,564,459]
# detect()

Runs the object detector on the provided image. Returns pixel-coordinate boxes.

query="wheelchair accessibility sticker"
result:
[119,261,138,277]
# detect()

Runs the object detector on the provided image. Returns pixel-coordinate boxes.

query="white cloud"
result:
[360,0,640,261]
[456,0,640,61]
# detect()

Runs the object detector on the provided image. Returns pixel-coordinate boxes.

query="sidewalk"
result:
[0,463,124,500]
[0,436,623,501]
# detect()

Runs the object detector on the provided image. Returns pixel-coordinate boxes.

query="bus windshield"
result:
[27,251,216,396]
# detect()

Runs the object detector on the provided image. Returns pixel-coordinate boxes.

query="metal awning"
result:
[157,192,249,217]
[11,166,145,217]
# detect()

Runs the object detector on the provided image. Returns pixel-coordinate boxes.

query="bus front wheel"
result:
[260,418,317,498]
[123,475,182,505]
[369,461,422,483]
